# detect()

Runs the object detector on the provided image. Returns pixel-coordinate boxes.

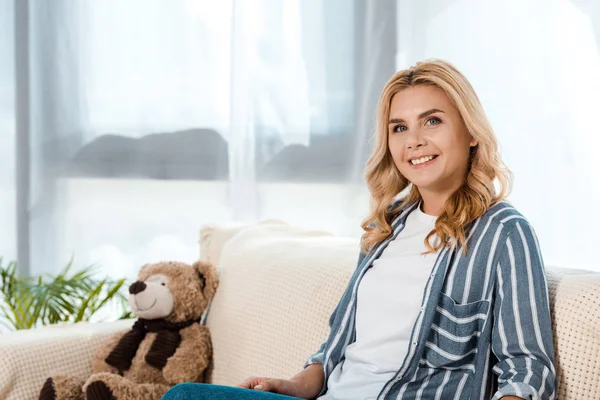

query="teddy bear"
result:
[39,260,218,400]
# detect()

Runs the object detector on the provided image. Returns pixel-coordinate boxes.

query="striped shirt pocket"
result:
[421,293,490,373]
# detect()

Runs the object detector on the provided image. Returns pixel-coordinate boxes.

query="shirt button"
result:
[420,306,425,312]
[412,341,417,346]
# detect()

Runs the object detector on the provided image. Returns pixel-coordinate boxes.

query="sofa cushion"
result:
[202,220,359,386]
[199,221,247,268]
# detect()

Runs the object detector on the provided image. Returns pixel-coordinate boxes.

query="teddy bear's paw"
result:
[40,376,85,400]
[85,381,116,400]
[39,378,56,400]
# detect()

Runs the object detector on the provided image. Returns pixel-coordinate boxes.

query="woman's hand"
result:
[238,377,300,396]
[238,363,324,399]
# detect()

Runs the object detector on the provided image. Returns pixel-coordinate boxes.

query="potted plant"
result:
[0,258,131,332]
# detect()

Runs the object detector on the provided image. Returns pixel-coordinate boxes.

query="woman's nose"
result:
[407,141,425,150]
[406,136,426,150]
[405,128,426,149]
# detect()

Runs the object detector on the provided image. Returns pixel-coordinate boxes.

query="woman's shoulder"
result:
[477,199,537,237]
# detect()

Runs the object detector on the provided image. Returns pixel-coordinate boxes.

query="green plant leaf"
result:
[90,279,127,315]
[0,258,131,331]
[74,280,106,323]
[0,303,17,330]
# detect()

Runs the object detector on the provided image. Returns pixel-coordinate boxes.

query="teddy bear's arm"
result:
[91,328,131,374]
[162,323,212,384]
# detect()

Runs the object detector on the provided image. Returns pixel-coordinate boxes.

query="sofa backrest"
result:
[199,221,600,399]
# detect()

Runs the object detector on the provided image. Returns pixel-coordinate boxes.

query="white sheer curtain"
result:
[396,0,600,271]
[1,0,598,280]
[0,0,15,264]
[2,0,393,279]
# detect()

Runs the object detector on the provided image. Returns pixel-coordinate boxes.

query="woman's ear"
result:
[192,260,219,300]
[470,136,479,147]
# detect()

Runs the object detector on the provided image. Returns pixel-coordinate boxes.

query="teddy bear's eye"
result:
[161,283,165,286]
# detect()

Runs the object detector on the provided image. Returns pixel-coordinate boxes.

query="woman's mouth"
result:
[409,155,438,168]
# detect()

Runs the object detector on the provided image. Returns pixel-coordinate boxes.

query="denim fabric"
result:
[162,383,301,400]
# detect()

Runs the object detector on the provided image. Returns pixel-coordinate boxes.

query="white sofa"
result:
[1,220,599,399]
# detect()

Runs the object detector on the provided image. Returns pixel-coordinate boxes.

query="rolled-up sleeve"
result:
[491,221,557,400]
[305,342,327,368]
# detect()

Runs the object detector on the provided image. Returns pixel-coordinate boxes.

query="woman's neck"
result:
[419,189,454,217]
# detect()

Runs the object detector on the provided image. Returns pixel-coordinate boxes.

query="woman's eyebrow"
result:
[388,108,445,124]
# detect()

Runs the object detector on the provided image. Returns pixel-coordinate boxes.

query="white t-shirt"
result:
[319,206,439,400]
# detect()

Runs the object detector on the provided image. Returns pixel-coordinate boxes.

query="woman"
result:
[163,60,556,400]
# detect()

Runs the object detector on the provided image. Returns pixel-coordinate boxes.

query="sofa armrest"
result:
[547,270,600,399]
[0,319,134,400]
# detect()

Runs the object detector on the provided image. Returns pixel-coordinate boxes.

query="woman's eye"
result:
[393,125,407,133]
[426,117,441,126]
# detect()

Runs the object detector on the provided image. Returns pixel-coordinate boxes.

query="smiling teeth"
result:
[411,155,435,165]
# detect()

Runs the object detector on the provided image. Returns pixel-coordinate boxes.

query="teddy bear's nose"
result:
[129,281,146,295]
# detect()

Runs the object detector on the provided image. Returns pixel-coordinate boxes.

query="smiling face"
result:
[127,261,218,322]
[128,273,175,319]
[387,85,478,199]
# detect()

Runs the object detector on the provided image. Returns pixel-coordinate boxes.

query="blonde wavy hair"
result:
[361,59,512,254]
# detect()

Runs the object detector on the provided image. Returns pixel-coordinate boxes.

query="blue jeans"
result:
[162,383,303,400]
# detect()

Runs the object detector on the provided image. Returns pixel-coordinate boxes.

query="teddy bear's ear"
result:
[192,260,219,300]
[137,263,152,279]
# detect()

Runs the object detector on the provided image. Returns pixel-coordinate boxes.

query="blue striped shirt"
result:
[306,201,556,399]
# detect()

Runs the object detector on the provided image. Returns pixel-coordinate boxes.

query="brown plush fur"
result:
[83,373,171,400]
[40,376,86,400]
[90,330,127,375]
[39,261,218,400]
